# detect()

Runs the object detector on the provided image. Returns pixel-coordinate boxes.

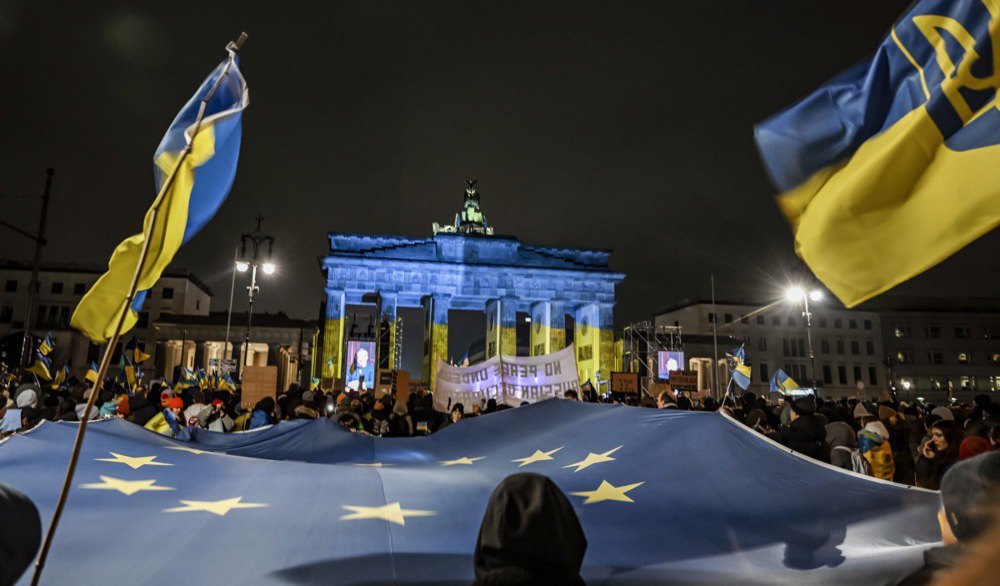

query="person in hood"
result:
[0,484,42,586]
[127,387,158,427]
[293,391,321,420]
[775,395,830,463]
[915,419,964,490]
[825,422,858,471]
[248,396,276,430]
[898,452,1000,585]
[144,397,184,437]
[474,473,587,585]
[858,420,895,481]
[388,398,413,437]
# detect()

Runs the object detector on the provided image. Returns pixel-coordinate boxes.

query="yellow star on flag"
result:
[340,502,436,525]
[164,497,268,516]
[80,476,175,496]
[570,480,644,504]
[165,446,213,455]
[440,456,485,466]
[563,446,623,472]
[96,452,173,470]
[511,447,563,467]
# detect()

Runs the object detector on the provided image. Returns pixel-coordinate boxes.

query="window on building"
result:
[788,317,797,327]
[724,313,733,324]
[47,305,58,327]
[162,287,174,300]
[896,351,913,363]
[196,299,200,311]
[992,353,1000,365]
[58,306,70,328]
[73,282,86,295]
[834,318,842,329]
[759,362,769,383]
[50,282,63,295]
[35,305,46,328]
[925,325,941,338]
[756,315,765,325]
[955,326,970,339]
[895,325,912,338]
[137,312,149,329]
[821,339,829,354]
[853,366,862,385]
[851,340,860,355]
[849,319,857,329]
[990,376,1000,392]
[838,365,847,385]
[960,376,976,392]
[957,352,970,364]
[797,338,805,357]
[758,337,767,351]
[772,316,780,326]
[866,340,875,355]
[0,305,12,323]
[823,365,832,384]
[863,319,872,330]
[868,366,878,386]
[927,351,944,364]
[818,317,827,328]
[836,339,844,354]
[931,377,946,390]
[740,314,748,325]
[782,338,790,356]
[4,279,17,292]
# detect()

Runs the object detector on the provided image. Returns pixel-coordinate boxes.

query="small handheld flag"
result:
[769,369,799,394]
[725,345,752,391]
[85,361,100,384]
[755,0,1000,307]
[26,352,53,381]
[70,44,249,343]
[50,364,69,389]
[126,336,151,364]
[38,332,55,356]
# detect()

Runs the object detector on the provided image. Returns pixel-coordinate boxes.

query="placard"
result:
[668,370,698,393]
[610,372,639,394]
[241,365,277,408]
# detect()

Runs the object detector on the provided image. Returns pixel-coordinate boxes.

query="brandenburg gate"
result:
[318,181,624,387]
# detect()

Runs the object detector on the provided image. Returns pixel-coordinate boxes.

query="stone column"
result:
[380,293,398,370]
[423,293,450,388]
[485,297,517,358]
[530,301,566,356]
[573,303,614,386]
[322,289,346,380]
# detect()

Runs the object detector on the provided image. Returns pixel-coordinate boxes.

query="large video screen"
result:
[657,351,685,380]
[344,340,376,391]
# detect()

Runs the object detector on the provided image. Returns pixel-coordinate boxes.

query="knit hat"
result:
[959,436,991,461]
[825,422,856,449]
[863,421,890,442]
[166,397,184,410]
[940,452,1000,541]
[931,406,955,421]
[15,389,37,409]
[302,391,315,404]
[790,395,816,415]
[878,404,898,421]
[853,403,871,419]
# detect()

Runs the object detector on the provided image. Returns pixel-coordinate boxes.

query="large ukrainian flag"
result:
[755,0,1000,307]
[72,47,248,342]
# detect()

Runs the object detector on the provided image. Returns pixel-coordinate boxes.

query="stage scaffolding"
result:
[622,321,682,398]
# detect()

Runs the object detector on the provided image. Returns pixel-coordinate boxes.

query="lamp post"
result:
[785,286,823,389]
[236,216,275,377]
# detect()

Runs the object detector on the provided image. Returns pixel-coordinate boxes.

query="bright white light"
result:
[235,261,249,273]
[262,262,276,275]
[901,380,912,390]
[525,317,532,323]
[808,289,823,302]
[785,286,805,302]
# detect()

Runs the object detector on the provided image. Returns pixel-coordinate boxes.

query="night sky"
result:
[2,0,998,327]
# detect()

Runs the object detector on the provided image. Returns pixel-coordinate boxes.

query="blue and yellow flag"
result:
[726,345,752,391]
[769,368,800,394]
[38,332,55,356]
[26,352,52,381]
[71,47,249,343]
[126,337,151,364]
[219,372,237,392]
[755,0,1000,307]
[85,361,101,384]
[50,364,69,389]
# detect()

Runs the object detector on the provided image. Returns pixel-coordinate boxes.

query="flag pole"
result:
[711,274,719,401]
[30,32,247,586]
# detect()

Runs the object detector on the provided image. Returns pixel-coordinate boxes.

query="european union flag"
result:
[0,401,939,583]
[755,0,1000,307]
[770,368,800,394]
[71,45,248,343]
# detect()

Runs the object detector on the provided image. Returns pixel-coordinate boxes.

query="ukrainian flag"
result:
[38,333,55,356]
[126,336,151,364]
[50,364,69,389]
[755,0,1000,307]
[26,352,52,381]
[769,368,799,394]
[219,373,236,392]
[71,45,249,342]
[726,345,752,391]
[85,361,100,384]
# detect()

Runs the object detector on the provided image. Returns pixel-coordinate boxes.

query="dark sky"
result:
[2,0,998,326]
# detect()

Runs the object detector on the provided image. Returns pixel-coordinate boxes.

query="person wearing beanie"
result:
[959,436,991,461]
[898,452,1000,585]
[858,421,895,481]
[0,484,42,586]
[915,419,965,490]
[825,422,859,472]
[930,406,954,422]
[775,395,830,463]
[14,389,37,410]
[293,391,321,420]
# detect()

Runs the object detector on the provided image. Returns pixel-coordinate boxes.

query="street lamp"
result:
[786,285,823,389]
[233,216,275,376]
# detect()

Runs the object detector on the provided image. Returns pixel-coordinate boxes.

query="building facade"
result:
[655,299,886,398]
[0,261,212,380]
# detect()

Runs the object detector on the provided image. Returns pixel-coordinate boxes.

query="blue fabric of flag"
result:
[0,400,940,584]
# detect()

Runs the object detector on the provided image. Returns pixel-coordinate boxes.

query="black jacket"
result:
[775,414,830,463]
[896,545,963,586]
[0,484,41,586]
[914,449,959,490]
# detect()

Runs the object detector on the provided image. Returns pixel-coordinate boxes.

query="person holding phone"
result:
[914,419,964,490]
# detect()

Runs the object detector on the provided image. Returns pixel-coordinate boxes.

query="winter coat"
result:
[128,396,158,426]
[914,449,960,490]
[293,405,321,420]
[825,422,856,471]
[858,430,895,481]
[0,484,41,586]
[896,545,963,586]
[248,409,272,430]
[775,414,830,463]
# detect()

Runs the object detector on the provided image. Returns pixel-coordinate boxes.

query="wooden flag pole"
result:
[30,32,247,585]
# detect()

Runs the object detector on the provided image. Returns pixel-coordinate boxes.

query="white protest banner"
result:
[433,344,580,409]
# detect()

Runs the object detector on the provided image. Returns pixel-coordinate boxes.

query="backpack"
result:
[372,418,390,437]
[833,445,872,476]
